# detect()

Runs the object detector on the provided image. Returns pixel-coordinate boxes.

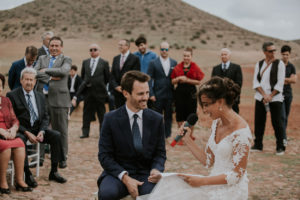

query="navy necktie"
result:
[26,94,38,126]
[132,114,143,154]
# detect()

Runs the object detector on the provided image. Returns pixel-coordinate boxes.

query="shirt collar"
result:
[22,88,34,97]
[223,61,230,68]
[121,50,130,58]
[125,104,143,120]
[160,56,169,62]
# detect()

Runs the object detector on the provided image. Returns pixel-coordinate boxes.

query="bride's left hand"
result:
[178,174,205,187]
[148,169,162,183]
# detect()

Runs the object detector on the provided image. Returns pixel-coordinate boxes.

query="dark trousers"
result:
[254,100,285,150]
[114,92,126,109]
[281,95,293,140]
[82,97,106,136]
[69,92,84,115]
[98,174,155,200]
[153,98,173,138]
[17,129,65,169]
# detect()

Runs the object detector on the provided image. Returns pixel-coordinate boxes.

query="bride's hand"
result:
[177,174,205,187]
[178,124,192,139]
[148,169,162,183]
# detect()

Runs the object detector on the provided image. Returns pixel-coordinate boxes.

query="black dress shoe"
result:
[80,135,89,139]
[59,161,67,168]
[25,174,38,188]
[15,183,33,192]
[0,187,11,194]
[49,172,67,183]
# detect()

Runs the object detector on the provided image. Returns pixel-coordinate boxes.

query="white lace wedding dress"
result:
[138,119,252,200]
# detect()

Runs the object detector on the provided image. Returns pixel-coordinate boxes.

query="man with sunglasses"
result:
[147,41,177,138]
[252,42,286,155]
[72,44,109,139]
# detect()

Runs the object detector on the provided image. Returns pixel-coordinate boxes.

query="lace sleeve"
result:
[205,145,214,168]
[225,130,251,185]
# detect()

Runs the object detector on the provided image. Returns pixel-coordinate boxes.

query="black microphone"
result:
[170,113,198,147]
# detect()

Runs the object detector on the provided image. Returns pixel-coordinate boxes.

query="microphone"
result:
[170,113,198,147]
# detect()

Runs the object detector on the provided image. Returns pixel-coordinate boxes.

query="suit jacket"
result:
[211,62,243,87]
[34,54,71,108]
[109,53,140,94]
[76,57,110,100]
[7,87,49,136]
[8,58,26,90]
[98,106,166,181]
[147,57,177,99]
[37,46,47,61]
[68,74,83,94]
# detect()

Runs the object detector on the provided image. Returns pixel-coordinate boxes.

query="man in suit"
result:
[7,68,67,187]
[110,39,140,108]
[98,71,166,200]
[8,46,38,90]
[68,65,83,115]
[211,48,243,113]
[147,41,177,138]
[34,36,71,168]
[71,44,110,138]
[37,31,54,60]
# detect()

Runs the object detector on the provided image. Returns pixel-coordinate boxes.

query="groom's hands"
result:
[122,174,144,198]
[148,169,162,183]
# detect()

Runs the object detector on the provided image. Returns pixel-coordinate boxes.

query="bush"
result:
[107,34,113,38]
[61,27,68,31]
[150,25,156,30]
[149,45,155,49]
[125,30,131,35]
[217,34,223,38]
[201,40,207,44]
[245,41,250,46]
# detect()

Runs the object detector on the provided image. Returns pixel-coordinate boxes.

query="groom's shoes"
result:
[49,172,67,183]
[250,145,262,152]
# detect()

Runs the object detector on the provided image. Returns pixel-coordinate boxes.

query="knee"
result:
[99,186,119,200]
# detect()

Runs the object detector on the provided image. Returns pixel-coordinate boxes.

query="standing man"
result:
[71,44,110,138]
[252,42,286,155]
[110,39,140,108]
[134,36,157,74]
[68,65,83,115]
[34,36,71,167]
[98,71,166,200]
[8,46,38,90]
[281,45,297,145]
[7,68,67,187]
[37,31,54,60]
[147,41,177,138]
[211,48,243,113]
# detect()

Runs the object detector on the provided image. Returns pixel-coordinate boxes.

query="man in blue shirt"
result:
[134,36,157,74]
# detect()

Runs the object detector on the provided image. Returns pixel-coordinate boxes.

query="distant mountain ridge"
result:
[0,0,299,51]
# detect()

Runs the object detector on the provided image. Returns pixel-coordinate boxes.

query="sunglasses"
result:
[160,48,169,52]
[90,48,98,52]
[267,49,276,53]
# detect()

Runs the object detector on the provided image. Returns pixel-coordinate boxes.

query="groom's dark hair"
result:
[121,70,150,94]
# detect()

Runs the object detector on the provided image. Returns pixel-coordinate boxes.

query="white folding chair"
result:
[7,160,15,186]
[26,141,40,177]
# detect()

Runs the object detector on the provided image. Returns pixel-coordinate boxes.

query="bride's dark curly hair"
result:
[198,76,240,108]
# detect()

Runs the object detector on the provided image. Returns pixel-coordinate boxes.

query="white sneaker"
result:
[276,149,285,156]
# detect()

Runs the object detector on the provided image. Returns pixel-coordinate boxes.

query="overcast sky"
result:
[0,0,299,40]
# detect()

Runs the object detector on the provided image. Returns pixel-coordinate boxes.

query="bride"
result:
[139,77,252,200]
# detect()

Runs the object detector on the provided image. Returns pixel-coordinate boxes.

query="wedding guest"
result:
[0,74,32,194]
[171,47,204,141]
[140,77,252,200]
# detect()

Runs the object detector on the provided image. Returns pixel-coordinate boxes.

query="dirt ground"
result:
[0,40,299,200]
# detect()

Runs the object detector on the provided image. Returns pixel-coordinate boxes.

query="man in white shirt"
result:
[251,42,286,155]
[147,41,177,138]
[98,71,166,200]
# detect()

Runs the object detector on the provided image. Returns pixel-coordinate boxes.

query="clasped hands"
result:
[0,126,17,140]
[122,169,161,198]
[25,131,44,144]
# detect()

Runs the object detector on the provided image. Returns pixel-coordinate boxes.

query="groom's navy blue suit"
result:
[98,105,166,200]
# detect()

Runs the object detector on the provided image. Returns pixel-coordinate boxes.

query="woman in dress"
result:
[171,47,204,140]
[142,77,252,200]
[0,73,32,194]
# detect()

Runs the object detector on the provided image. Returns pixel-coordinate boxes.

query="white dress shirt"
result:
[23,57,33,68]
[90,56,100,76]
[118,105,144,180]
[120,51,130,69]
[253,60,285,102]
[22,88,39,119]
[160,56,170,76]
[42,45,49,55]
[70,74,77,93]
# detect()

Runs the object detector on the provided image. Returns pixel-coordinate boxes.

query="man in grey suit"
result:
[71,44,110,138]
[147,41,177,138]
[37,31,54,60]
[34,36,71,168]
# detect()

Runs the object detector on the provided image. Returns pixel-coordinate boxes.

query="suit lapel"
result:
[142,109,153,146]
[117,106,134,144]
[52,54,63,68]
[34,91,42,120]
[17,88,29,111]
[94,58,102,75]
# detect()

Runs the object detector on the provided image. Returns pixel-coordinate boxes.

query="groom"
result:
[98,71,166,200]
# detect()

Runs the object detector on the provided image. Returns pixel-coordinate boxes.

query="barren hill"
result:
[1,0,299,51]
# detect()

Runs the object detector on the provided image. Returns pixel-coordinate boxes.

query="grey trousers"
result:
[49,106,69,160]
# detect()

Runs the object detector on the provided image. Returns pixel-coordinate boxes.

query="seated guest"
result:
[0,73,32,194]
[68,65,83,115]
[7,68,67,188]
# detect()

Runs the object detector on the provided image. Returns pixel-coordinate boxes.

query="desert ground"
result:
[0,39,299,200]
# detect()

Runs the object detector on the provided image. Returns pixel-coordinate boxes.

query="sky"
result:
[0,0,299,40]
